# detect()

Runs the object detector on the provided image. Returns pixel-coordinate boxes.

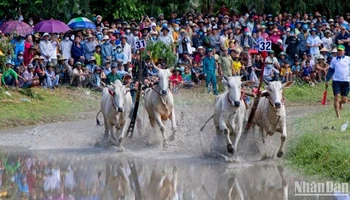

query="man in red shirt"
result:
[24,45,36,66]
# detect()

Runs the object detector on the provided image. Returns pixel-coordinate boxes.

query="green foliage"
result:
[143,40,177,67]
[286,107,350,182]
[0,39,13,73]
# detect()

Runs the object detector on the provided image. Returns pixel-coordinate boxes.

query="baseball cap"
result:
[338,45,345,51]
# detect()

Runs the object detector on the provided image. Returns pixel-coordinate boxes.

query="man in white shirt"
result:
[326,45,350,118]
[264,50,280,81]
[158,26,174,46]
[307,28,322,62]
[60,35,73,62]
[39,33,54,64]
[121,35,132,69]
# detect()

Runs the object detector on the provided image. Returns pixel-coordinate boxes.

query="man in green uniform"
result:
[218,47,233,77]
[106,63,121,85]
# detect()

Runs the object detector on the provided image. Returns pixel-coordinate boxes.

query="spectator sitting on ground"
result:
[86,56,97,74]
[315,55,329,81]
[1,60,19,87]
[191,61,204,84]
[169,67,183,91]
[280,61,293,82]
[301,60,316,86]
[72,62,86,87]
[291,60,301,79]
[45,62,59,89]
[182,67,194,88]
[147,64,158,77]
[13,51,24,73]
[263,63,280,82]
[89,67,104,91]
[278,52,289,66]
[56,55,69,83]
[20,64,39,88]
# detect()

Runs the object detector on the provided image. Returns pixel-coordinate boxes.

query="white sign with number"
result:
[259,41,272,51]
[135,40,146,49]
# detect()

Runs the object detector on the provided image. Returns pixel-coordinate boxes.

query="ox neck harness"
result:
[227,90,247,108]
[260,91,285,109]
[152,85,169,96]
[108,88,129,110]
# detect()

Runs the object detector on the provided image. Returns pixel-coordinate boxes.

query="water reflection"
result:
[0,154,338,200]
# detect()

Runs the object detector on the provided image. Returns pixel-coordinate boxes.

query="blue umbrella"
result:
[67,17,96,30]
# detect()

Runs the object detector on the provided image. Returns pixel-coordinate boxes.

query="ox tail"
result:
[200,115,214,132]
[96,110,103,126]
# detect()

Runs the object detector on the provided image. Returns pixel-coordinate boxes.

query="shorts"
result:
[332,81,350,96]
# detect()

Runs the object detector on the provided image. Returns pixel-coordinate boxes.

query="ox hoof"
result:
[277,151,284,158]
[117,146,125,152]
[160,127,165,133]
[227,144,234,154]
[163,140,169,148]
[119,137,123,143]
[169,134,175,141]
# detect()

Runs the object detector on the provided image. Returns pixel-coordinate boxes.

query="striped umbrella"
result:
[34,19,71,33]
[0,20,33,35]
[67,17,96,30]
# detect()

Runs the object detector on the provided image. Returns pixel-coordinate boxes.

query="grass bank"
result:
[0,87,100,129]
[286,106,350,182]
[284,82,330,106]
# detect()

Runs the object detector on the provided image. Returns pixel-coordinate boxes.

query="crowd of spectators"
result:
[1,6,350,92]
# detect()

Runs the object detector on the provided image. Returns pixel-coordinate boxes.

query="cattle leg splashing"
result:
[213,76,253,156]
[98,80,132,151]
[250,80,294,158]
[144,66,177,148]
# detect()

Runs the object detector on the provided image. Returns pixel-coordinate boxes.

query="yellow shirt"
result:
[173,31,179,44]
[94,52,102,66]
[281,68,291,76]
[232,61,242,75]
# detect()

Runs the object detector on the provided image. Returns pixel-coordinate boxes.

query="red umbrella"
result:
[0,20,33,35]
[34,19,71,33]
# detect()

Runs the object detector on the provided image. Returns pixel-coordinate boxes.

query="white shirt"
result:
[60,40,73,61]
[330,56,350,82]
[39,40,54,62]
[307,35,322,55]
[220,35,228,46]
[158,34,174,46]
[321,37,333,52]
[122,43,132,63]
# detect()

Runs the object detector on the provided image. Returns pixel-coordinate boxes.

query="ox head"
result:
[264,80,294,108]
[154,65,174,95]
[222,76,254,107]
[108,80,129,112]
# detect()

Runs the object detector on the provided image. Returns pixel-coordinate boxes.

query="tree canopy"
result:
[0,0,348,23]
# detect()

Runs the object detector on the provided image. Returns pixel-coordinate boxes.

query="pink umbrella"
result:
[34,19,71,33]
[0,20,33,35]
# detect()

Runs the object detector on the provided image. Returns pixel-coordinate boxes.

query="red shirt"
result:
[169,74,183,84]
[24,51,34,66]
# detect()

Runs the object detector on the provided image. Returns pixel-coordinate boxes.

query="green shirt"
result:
[218,55,233,76]
[1,68,18,85]
[106,72,121,85]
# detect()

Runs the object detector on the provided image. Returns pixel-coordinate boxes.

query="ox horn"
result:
[223,75,228,80]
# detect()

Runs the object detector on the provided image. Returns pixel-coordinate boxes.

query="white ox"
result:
[144,66,176,148]
[100,80,132,151]
[214,76,251,155]
[251,81,294,158]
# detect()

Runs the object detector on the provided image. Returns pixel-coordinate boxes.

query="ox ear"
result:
[114,80,122,87]
[283,81,295,89]
[222,77,228,85]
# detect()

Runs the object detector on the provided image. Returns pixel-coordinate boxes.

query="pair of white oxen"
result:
[99,65,294,158]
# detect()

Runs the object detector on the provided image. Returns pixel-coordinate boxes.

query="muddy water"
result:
[0,89,338,199]
[0,152,340,200]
